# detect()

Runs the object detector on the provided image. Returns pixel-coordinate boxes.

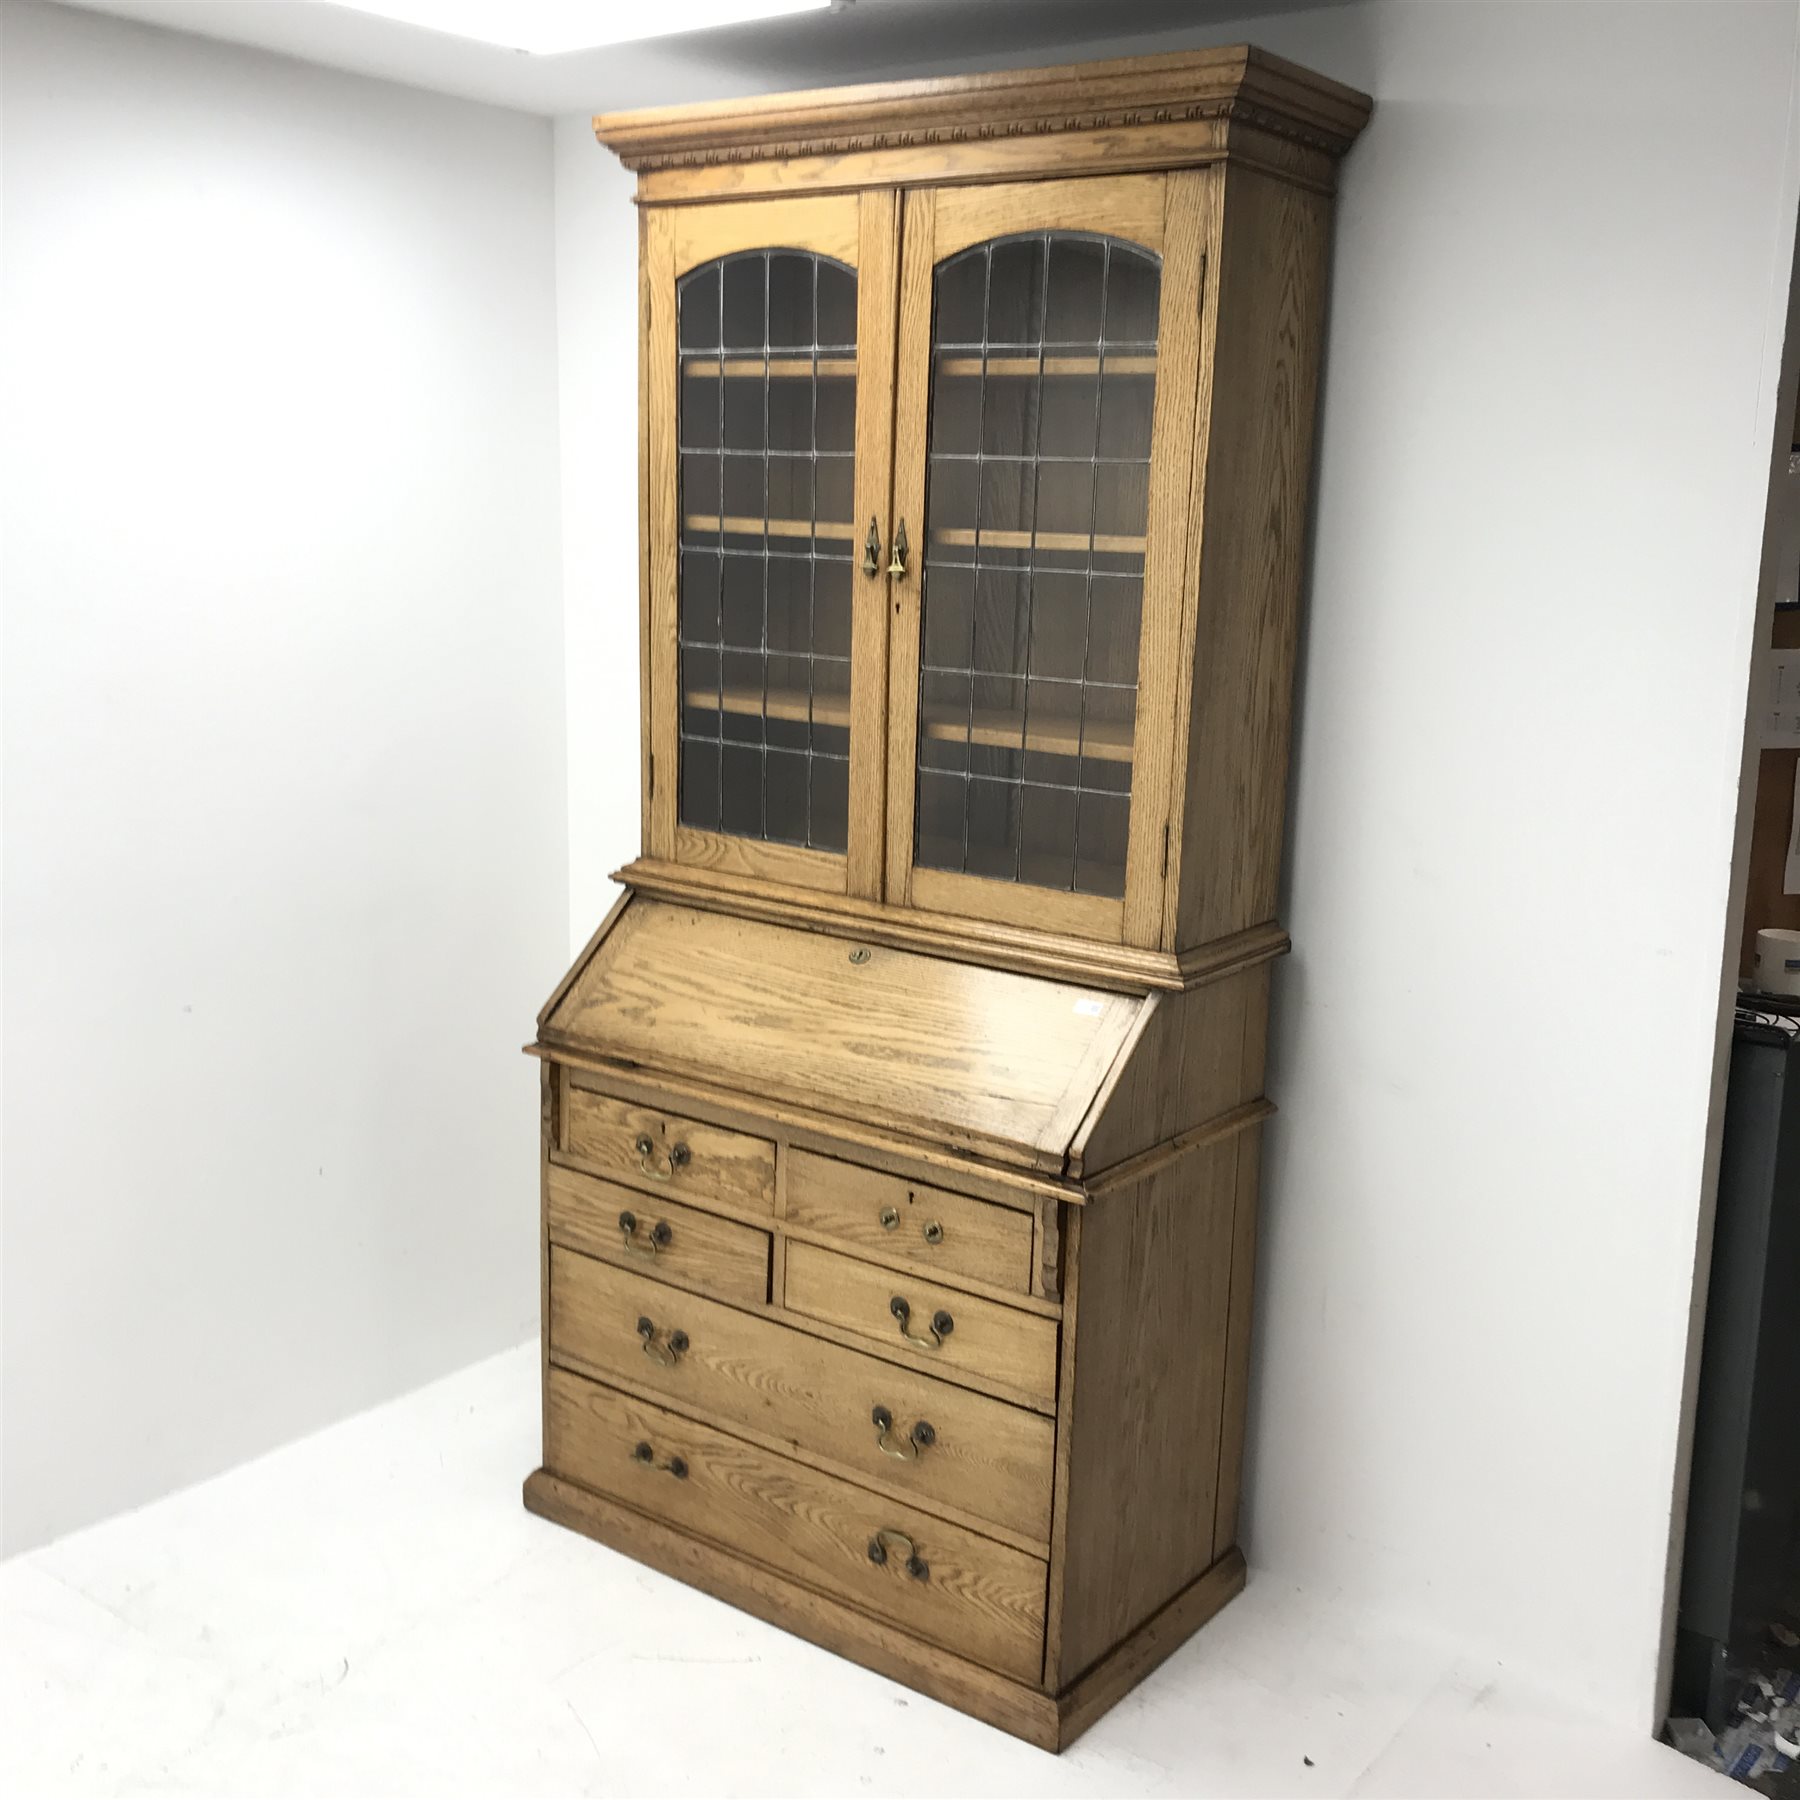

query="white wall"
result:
[553,0,1800,1730]
[555,121,640,935]
[0,0,567,1552]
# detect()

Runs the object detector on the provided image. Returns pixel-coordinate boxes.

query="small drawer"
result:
[561,1083,774,1216]
[547,1166,769,1307]
[545,1365,1046,1681]
[785,1149,1033,1293]
[549,1246,1053,1541]
[784,1242,1059,1408]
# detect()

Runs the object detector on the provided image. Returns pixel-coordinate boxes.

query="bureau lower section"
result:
[525,1056,1265,1751]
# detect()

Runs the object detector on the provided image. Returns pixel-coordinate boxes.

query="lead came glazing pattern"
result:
[677,250,857,852]
[913,234,1159,899]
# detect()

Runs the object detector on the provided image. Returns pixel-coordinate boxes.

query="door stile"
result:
[848,189,902,900]
[1120,168,1207,949]
[884,186,939,905]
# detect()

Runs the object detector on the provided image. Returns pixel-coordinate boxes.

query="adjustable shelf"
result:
[684,686,1133,764]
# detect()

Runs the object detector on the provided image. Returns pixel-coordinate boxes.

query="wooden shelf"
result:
[932,526,1147,556]
[685,687,851,729]
[684,686,1132,764]
[683,356,858,378]
[935,354,1157,378]
[684,514,858,541]
[926,706,1133,763]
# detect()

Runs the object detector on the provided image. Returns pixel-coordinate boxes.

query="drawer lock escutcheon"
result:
[617,1210,673,1258]
[867,1527,929,1582]
[637,1315,690,1368]
[630,1440,689,1480]
[871,1404,936,1462]
[633,1134,691,1182]
[889,1295,953,1351]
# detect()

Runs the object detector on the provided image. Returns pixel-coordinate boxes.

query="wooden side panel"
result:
[1213,1120,1264,1557]
[1070,963,1269,1177]
[1173,165,1333,949]
[1051,1139,1238,1686]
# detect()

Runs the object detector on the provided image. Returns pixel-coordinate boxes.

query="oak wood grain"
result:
[1069,964,1267,1178]
[595,44,1372,173]
[785,1147,1034,1293]
[1212,1123,1264,1559]
[784,1241,1059,1407]
[549,1245,1055,1542]
[544,899,1142,1172]
[524,1469,1064,1745]
[614,855,1290,994]
[547,1164,770,1308]
[560,1085,775,1215]
[545,1367,1047,1680]
[1051,1142,1238,1685]
[557,1060,1075,1211]
[1173,165,1333,947]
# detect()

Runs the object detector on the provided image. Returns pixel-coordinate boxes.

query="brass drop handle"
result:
[634,1134,691,1182]
[862,516,882,578]
[618,1210,672,1259]
[871,1404,936,1462]
[867,1528,929,1581]
[889,1295,953,1350]
[631,1440,689,1480]
[637,1315,689,1368]
[887,517,910,578]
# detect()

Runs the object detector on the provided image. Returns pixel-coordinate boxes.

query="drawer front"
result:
[546,1365,1046,1681]
[561,1084,774,1216]
[547,1166,769,1307]
[784,1242,1059,1407]
[785,1149,1034,1293]
[548,1245,1053,1542]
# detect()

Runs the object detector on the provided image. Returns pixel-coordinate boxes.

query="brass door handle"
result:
[637,1315,689,1367]
[862,516,882,578]
[633,1134,691,1182]
[867,1527,929,1581]
[631,1441,689,1480]
[618,1210,672,1259]
[871,1404,936,1462]
[889,1295,953,1350]
[887,517,910,578]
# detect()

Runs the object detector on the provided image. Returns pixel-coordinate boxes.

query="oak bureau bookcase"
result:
[525,47,1370,1750]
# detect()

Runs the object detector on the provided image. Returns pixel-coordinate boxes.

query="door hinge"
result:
[1161,822,1171,879]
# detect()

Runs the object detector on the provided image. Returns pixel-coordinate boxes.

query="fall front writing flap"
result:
[539,897,1144,1174]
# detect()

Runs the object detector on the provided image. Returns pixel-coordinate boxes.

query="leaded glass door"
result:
[884,176,1203,945]
[646,194,896,898]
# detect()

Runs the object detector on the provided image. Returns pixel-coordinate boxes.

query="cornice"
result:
[594,45,1372,174]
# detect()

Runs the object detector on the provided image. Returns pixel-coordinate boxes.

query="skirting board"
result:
[523,1467,1247,1751]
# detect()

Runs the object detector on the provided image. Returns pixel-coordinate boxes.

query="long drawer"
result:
[545,1365,1046,1681]
[784,1241,1059,1408]
[785,1148,1035,1293]
[547,1165,769,1306]
[560,1083,774,1215]
[548,1245,1054,1542]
